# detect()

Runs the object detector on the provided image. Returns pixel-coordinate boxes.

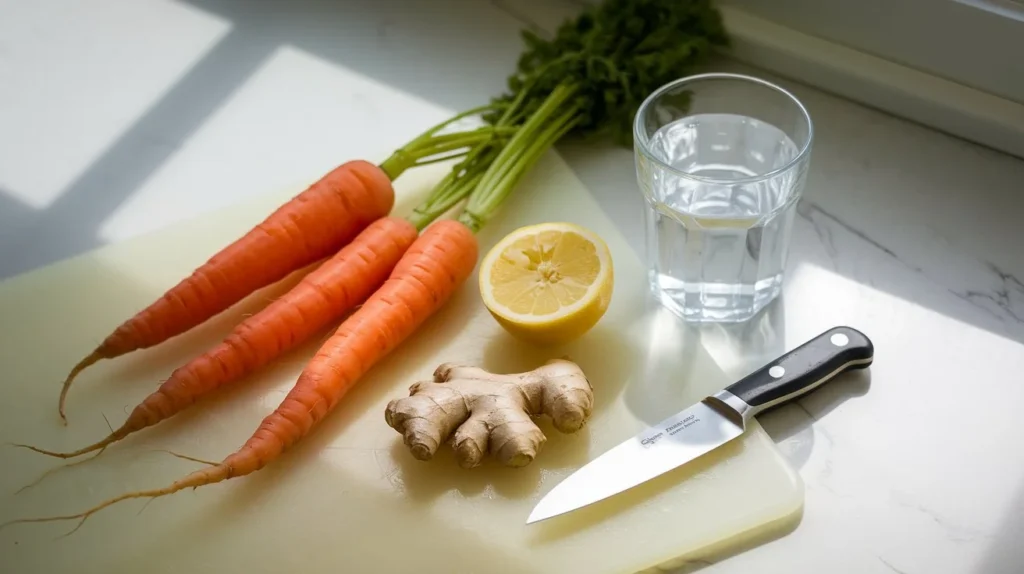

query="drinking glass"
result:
[633,73,813,322]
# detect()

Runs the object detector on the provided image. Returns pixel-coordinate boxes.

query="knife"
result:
[526,326,874,524]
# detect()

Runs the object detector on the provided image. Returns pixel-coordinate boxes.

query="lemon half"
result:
[479,222,614,345]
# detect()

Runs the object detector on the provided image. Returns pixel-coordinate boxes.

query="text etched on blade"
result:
[640,414,701,448]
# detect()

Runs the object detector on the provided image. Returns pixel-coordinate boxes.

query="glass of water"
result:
[633,73,813,322]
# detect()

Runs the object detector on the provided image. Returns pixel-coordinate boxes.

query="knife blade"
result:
[526,326,874,524]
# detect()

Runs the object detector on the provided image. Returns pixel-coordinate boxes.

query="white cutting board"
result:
[0,153,802,574]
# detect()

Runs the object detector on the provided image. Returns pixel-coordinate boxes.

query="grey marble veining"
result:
[794,198,1024,341]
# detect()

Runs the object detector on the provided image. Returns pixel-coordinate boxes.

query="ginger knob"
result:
[384,359,594,468]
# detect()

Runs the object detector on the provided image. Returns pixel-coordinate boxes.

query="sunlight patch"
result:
[0,0,231,208]
[98,44,454,243]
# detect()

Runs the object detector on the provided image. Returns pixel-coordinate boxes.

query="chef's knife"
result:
[526,326,873,524]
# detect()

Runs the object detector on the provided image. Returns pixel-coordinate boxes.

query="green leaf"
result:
[485,0,728,145]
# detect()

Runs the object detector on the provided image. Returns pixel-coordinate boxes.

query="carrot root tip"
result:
[56,516,91,540]
[9,439,109,460]
[10,443,70,458]
[58,350,105,422]
[150,449,219,467]
[11,447,107,496]
[136,497,157,517]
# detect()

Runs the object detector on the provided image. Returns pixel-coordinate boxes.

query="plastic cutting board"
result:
[0,152,803,574]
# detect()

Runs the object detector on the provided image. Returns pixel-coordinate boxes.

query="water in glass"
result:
[639,112,804,322]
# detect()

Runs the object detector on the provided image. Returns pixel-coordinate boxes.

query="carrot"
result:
[58,160,395,421]
[9,220,477,531]
[21,217,418,459]
[8,0,728,526]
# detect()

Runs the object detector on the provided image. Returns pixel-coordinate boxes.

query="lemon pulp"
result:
[479,222,613,345]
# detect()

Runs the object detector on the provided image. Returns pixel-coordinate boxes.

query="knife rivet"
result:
[830,333,849,347]
[769,366,785,378]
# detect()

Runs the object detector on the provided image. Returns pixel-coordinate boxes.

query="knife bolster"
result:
[703,390,753,429]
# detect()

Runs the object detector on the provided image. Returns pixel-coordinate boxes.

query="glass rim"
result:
[633,72,814,185]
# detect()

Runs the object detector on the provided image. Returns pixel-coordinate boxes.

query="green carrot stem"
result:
[406,127,515,152]
[456,83,579,231]
[475,84,577,195]
[385,130,500,178]
[459,104,580,231]
[408,170,485,231]
[408,144,499,230]
[411,151,469,168]
[379,104,500,179]
[405,129,510,159]
[415,105,498,141]
[493,108,579,197]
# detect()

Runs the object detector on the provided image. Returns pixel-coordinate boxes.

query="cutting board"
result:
[0,152,802,574]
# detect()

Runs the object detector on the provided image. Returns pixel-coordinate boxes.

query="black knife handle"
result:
[723,326,874,415]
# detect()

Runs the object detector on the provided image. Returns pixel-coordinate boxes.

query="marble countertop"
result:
[2,1,1023,572]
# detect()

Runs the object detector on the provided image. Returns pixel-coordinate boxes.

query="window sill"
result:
[717,5,1024,160]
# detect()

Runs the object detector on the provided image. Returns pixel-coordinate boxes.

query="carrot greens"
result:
[384,0,728,232]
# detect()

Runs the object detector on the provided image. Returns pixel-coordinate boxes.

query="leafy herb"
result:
[380,0,728,232]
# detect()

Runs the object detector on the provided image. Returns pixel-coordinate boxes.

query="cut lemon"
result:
[479,222,614,345]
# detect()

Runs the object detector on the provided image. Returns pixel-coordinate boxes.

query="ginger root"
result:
[384,359,594,468]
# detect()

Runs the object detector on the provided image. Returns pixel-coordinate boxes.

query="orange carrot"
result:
[58,160,395,421]
[10,220,477,530]
[21,217,418,459]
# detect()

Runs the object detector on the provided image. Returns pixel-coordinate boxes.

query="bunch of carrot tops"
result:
[9,0,727,531]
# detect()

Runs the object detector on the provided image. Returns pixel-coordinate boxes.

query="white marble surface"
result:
[2,1,1024,573]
